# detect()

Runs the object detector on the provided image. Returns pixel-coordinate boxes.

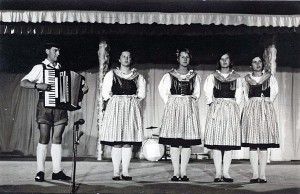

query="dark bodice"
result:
[111,72,138,95]
[213,78,236,98]
[170,74,195,95]
[248,79,270,98]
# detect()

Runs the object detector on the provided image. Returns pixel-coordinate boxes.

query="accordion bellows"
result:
[44,69,85,111]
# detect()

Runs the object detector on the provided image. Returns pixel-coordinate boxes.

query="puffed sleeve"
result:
[192,74,201,101]
[137,74,146,100]
[203,74,214,105]
[21,64,43,83]
[235,77,244,105]
[102,70,114,101]
[158,73,171,104]
[242,77,250,102]
[270,75,279,102]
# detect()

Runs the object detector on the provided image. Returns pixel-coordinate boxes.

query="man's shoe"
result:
[52,171,71,181]
[35,171,45,182]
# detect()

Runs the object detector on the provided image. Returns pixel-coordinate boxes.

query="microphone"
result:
[75,131,84,145]
[74,119,85,125]
[76,131,84,142]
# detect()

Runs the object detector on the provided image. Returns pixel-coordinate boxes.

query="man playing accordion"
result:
[20,42,88,182]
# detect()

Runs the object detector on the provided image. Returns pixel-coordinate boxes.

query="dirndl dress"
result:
[241,75,279,149]
[158,70,202,147]
[204,71,242,150]
[100,69,144,146]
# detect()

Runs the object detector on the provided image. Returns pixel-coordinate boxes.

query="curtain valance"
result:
[1,23,298,35]
[1,10,299,27]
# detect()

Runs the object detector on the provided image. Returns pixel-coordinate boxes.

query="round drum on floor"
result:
[142,138,165,162]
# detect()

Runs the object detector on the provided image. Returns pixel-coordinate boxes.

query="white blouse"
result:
[242,74,279,102]
[203,72,243,105]
[158,72,201,104]
[102,69,146,101]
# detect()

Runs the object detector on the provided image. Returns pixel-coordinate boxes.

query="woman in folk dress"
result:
[100,50,146,181]
[241,55,279,183]
[203,52,243,182]
[158,48,201,181]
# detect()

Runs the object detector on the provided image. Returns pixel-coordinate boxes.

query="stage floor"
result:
[0,159,299,194]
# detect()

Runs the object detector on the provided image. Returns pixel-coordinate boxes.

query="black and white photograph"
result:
[0,0,299,193]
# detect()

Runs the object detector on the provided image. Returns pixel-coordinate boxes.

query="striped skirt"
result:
[204,98,241,150]
[100,95,143,146]
[241,97,279,149]
[159,95,201,147]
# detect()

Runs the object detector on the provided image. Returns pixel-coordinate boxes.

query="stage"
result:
[0,158,299,194]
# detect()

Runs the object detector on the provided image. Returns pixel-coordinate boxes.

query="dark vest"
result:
[111,72,138,95]
[213,78,236,98]
[169,74,195,95]
[248,79,270,98]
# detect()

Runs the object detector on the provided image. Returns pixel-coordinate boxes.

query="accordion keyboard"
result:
[44,69,59,107]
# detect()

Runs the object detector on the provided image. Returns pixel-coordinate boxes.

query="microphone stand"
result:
[71,124,80,194]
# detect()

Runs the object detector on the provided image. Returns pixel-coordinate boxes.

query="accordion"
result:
[44,69,85,111]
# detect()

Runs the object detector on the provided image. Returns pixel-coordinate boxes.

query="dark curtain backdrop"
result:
[0,34,299,73]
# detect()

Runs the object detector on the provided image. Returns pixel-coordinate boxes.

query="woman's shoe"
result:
[171,176,180,181]
[222,177,234,182]
[250,178,259,183]
[258,179,267,183]
[112,176,121,181]
[35,171,45,182]
[121,175,132,181]
[214,178,222,182]
[180,176,189,182]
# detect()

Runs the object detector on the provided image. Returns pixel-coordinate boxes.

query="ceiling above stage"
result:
[0,0,300,15]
